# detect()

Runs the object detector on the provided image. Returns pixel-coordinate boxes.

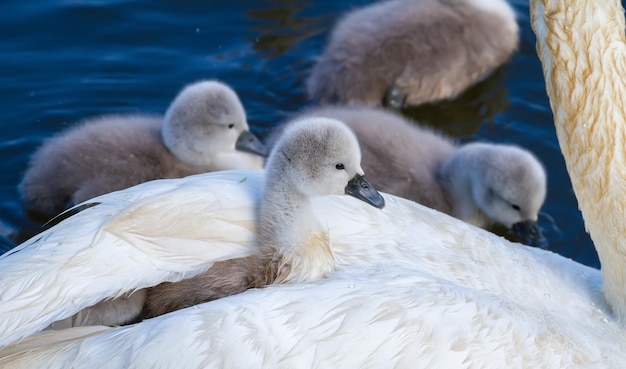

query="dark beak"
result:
[236,130,268,157]
[345,174,385,209]
[511,220,548,249]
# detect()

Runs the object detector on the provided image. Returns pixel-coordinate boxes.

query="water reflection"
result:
[246,0,321,59]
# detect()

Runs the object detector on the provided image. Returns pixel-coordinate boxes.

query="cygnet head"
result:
[266,117,385,208]
[162,80,267,170]
[440,142,547,246]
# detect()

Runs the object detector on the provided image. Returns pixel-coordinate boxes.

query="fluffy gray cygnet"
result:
[141,116,385,319]
[19,80,267,217]
[307,0,519,108]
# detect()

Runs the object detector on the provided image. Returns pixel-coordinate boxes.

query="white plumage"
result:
[1,263,618,368]
[0,169,624,367]
[0,171,259,347]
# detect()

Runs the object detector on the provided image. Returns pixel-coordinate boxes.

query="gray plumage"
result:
[291,106,547,233]
[19,80,265,217]
[306,0,519,107]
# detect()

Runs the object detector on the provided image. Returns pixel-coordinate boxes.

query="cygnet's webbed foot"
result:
[511,220,548,249]
[383,85,407,109]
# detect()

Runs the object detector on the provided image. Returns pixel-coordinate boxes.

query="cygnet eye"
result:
[335,163,345,170]
[228,124,235,129]
[511,204,521,211]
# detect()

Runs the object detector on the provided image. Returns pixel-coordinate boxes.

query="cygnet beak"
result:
[345,174,385,209]
[511,220,547,249]
[236,130,268,157]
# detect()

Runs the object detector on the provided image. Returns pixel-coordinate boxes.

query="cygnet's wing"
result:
[0,169,263,348]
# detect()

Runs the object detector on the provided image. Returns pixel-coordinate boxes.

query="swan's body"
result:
[293,106,546,245]
[306,0,519,107]
[0,170,623,367]
[19,79,266,217]
[2,0,626,366]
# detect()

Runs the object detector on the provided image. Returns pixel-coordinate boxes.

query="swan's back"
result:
[0,255,622,368]
[1,171,263,347]
[1,169,625,367]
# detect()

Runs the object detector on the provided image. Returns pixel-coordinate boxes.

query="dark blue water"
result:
[0,0,599,268]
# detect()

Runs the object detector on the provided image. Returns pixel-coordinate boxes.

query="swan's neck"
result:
[531,0,626,321]
[438,158,489,227]
[258,186,335,283]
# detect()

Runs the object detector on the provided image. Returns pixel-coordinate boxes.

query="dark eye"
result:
[511,204,521,211]
[335,163,345,170]
[228,124,235,129]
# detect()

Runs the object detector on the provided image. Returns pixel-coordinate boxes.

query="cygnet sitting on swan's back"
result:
[306,0,519,108]
[141,117,384,318]
[294,106,547,246]
[19,79,267,217]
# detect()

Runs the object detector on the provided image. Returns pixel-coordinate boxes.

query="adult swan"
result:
[1,0,626,367]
